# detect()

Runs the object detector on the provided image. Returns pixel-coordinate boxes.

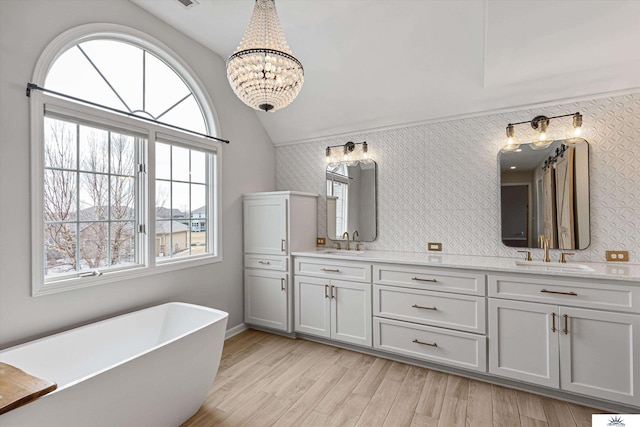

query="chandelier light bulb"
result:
[226,0,304,112]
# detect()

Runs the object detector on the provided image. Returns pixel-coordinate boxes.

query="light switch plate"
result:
[317,237,326,246]
[606,250,629,262]
[428,242,442,251]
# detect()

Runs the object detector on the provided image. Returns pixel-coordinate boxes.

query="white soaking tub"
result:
[0,302,228,427]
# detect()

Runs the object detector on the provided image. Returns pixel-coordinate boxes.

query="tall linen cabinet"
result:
[243,192,318,333]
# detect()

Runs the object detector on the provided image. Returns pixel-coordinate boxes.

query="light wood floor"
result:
[181,329,603,427]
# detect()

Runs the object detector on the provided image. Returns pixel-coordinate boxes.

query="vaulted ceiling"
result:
[131,0,640,144]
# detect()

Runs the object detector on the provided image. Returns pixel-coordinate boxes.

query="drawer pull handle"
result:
[281,239,286,252]
[551,312,557,333]
[563,314,569,335]
[281,278,286,291]
[412,339,437,347]
[325,285,329,299]
[541,289,578,296]
[321,268,341,273]
[258,261,271,265]
[331,285,336,299]
[412,304,437,311]
[411,277,437,283]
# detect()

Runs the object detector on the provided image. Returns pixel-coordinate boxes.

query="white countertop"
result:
[292,249,640,283]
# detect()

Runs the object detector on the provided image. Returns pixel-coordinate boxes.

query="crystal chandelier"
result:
[226,0,304,112]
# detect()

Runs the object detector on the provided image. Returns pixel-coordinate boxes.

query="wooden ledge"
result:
[0,362,57,415]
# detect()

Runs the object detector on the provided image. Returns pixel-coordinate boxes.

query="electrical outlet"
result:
[317,237,326,246]
[606,250,629,262]
[428,242,442,252]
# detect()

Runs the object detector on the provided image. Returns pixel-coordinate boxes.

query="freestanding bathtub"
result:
[0,302,228,427]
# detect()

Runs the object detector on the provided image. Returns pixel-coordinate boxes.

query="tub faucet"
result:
[342,231,350,250]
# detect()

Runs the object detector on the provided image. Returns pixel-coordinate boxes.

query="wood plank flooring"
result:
[181,330,603,427]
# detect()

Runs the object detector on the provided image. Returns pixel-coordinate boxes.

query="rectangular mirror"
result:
[326,160,377,242]
[499,139,590,250]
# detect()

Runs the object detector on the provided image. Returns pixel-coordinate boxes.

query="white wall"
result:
[0,0,275,348]
[277,92,640,264]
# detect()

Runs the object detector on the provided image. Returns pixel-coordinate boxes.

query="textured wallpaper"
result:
[276,92,640,264]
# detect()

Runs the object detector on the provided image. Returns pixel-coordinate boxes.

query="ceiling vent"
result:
[176,0,199,8]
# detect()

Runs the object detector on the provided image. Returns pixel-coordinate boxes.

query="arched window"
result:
[31,25,222,296]
[46,39,207,134]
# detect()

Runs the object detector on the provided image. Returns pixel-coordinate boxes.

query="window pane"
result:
[79,173,108,220]
[79,222,109,270]
[45,46,128,111]
[172,181,190,217]
[159,95,206,134]
[110,221,136,266]
[172,223,190,257]
[155,180,171,218]
[79,40,143,112]
[111,176,135,220]
[191,229,206,254]
[45,222,77,275]
[191,183,206,214]
[155,220,172,258]
[156,142,171,180]
[44,117,77,170]
[172,145,190,182]
[44,170,77,221]
[111,133,136,176]
[144,52,191,119]
[190,150,206,183]
[79,125,109,173]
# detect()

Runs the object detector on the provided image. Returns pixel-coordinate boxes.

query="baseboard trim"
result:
[225,323,248,339]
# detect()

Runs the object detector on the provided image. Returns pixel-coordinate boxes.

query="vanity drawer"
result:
[244,254,288,271]
[373,285,485,334]
[374,318,487,372]
[374,264,485,296]
[294,257,372,283]
[488,274,640,313]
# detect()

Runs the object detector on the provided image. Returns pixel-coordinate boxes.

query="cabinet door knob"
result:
[412,277,437,283]
[412,304,437,311]
[412,339,437,347]
[551,312,557,333]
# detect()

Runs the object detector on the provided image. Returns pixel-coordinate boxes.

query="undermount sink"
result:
[322,250,367,256]
[514,260,595,272]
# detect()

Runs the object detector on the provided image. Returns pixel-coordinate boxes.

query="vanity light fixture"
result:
[502,112,584,152]
[325,141,369,163]
[226,0,304,112]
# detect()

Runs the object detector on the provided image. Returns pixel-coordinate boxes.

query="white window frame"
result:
[31,92,222,296]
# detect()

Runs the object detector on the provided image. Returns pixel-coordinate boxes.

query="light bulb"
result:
[501,124,521,152]
[564,113,583,145]
[325,147,331,163]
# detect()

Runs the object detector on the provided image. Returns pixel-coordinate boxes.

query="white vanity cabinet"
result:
[372,263,487,372]
[489,274,640,406]
[294,258,372,347]
[243,192,317,333]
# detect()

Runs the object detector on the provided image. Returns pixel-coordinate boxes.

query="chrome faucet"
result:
[342,231,350,250]
[539,234,551,262]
